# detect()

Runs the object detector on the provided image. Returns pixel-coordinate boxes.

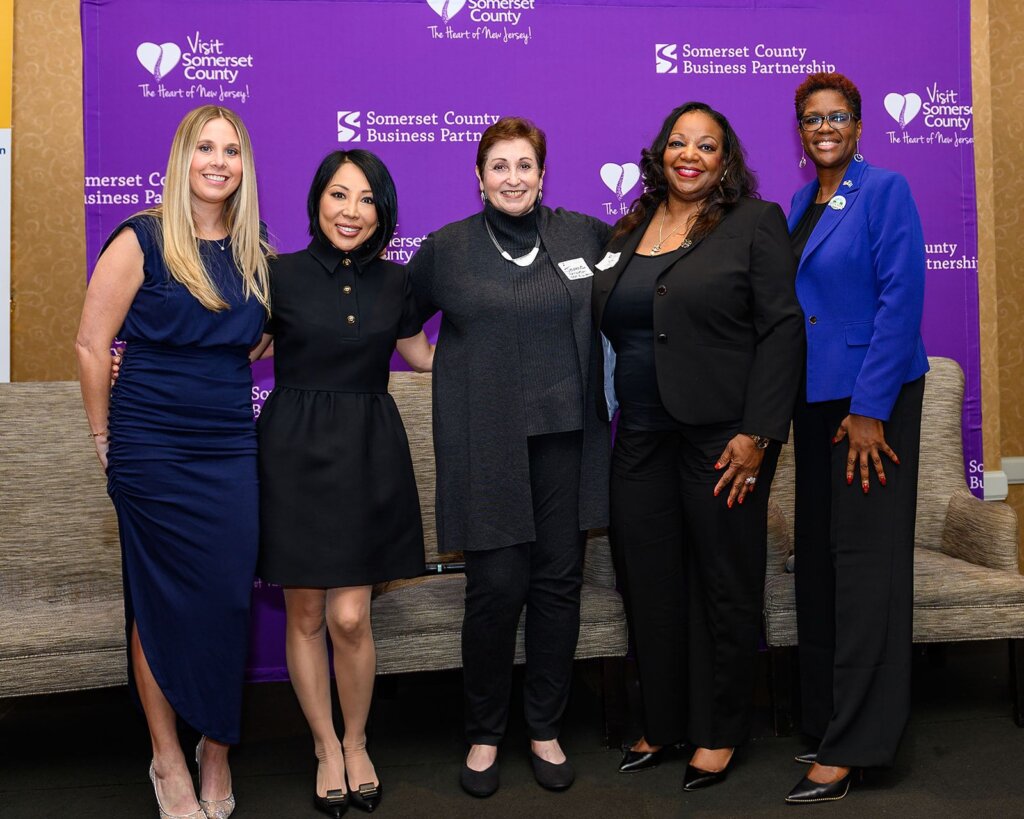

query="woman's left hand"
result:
[833,413,898,492]
[714,435,766,508]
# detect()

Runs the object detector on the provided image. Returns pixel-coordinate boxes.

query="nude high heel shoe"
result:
[195,736,236,819]
[149,762,205,819]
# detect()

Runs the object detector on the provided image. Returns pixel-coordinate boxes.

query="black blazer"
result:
[592,197,804,442]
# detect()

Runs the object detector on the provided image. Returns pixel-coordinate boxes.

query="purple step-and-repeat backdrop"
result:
[82,0,981,680]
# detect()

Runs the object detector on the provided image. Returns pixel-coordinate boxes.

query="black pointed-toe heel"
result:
[784,770,854,804]
[682,762,730,791]
[313,788,349,818]
[530,752,575,791]
[460,759,499,798]
[618,743,664,773]
[794,751,818,765]
[346,778,382,813]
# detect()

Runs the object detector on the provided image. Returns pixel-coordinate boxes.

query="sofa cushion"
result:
[764,547,1024,648]
[371,575,627,675]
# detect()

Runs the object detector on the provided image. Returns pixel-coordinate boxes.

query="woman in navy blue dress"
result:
[77,105,270,819]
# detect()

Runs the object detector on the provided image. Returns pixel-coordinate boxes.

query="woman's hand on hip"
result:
[833,413,899,493]
[714,435,766,508]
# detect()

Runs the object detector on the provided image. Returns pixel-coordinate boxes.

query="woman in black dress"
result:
[254,150,433,817]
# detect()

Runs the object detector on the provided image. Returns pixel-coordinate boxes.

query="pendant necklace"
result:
[650,205,693,255]
[198,234,228,251]
[484,216,540,267]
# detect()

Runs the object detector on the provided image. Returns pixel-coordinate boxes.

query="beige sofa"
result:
[0,375,629,736]
[5,360,1016,739]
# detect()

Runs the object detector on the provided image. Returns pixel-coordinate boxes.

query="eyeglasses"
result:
[798,112,858,132]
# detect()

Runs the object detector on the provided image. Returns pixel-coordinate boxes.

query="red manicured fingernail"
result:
[862,480,869,493]
[893,455,901,465]
[879,476,887,487]
[738,495,745,504]
[714,487,720,497]
[847,474,853,485]
[832,436,839,444]
[727,498,734,508]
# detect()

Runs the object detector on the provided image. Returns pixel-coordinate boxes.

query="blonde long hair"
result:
[145,105,272,311]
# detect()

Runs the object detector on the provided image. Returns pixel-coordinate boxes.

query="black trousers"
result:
[610,423,780,749]
[793,377,924,767]
[462,431,585,744]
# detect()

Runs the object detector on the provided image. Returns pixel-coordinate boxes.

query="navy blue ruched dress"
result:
[106,215,265,744]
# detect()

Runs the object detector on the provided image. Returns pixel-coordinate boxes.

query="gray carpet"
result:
[2,641,1023,818]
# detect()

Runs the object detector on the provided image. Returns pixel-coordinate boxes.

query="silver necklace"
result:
[483,216,540,267]
[650,206,693,255]
[198,233,228,251]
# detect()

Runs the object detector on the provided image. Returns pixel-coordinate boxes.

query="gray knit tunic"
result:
[408,206,613,554]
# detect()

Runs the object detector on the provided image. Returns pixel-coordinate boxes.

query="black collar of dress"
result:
[307,235,363,274]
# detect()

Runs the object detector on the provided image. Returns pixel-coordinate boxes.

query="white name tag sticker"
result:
[595,251,620,271]
[558,258,594,280]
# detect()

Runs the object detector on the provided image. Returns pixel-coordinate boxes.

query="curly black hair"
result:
[611,102,758,242]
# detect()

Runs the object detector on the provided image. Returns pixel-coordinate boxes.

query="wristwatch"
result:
[747,434,771,450]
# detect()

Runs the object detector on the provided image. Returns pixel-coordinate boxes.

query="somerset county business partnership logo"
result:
[655,43,678,74]
[338,111,362,142]
[137,42,181,81]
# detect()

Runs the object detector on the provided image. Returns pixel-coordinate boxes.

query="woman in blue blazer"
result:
[784,73,928,804]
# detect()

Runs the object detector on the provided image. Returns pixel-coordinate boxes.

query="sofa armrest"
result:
[583,529,616,588]
[765,499,792,576]
[940,488,1020,573]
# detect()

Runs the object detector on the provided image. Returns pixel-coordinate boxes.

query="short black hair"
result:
[307,149,398,264]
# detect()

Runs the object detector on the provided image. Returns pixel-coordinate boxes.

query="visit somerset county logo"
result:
[135,32,255,104]
[425,0,535,45]
[884,92,922,129]
[427,0,467,23]
[137,42,181,81]
[883,84,973,147]
[599,162,641,217]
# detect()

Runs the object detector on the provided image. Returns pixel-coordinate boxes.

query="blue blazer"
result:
[788,160,928,421]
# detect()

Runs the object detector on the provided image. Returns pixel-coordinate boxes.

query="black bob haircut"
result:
[307,149,398,264]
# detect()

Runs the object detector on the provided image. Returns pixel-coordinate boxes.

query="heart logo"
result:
[137,42,182,81]
[426,0,467,23]
[883,92,923,129]
[600,163,641,200]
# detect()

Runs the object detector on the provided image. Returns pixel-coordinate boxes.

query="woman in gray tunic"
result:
[407,116,610,798]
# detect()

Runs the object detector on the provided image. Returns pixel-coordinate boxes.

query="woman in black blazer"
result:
[593,102,804,788]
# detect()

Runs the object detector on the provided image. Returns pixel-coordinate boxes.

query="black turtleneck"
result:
[482,202,584,436]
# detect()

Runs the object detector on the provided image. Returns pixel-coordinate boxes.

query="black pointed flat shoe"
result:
[784,771,853,804]
[682,762,730,791]
[346,778,382,813]
[530,752,575,791]
[460,759,499,798]
[313,788,349,818]
[618,744,664,773]
[794,751,818,765]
